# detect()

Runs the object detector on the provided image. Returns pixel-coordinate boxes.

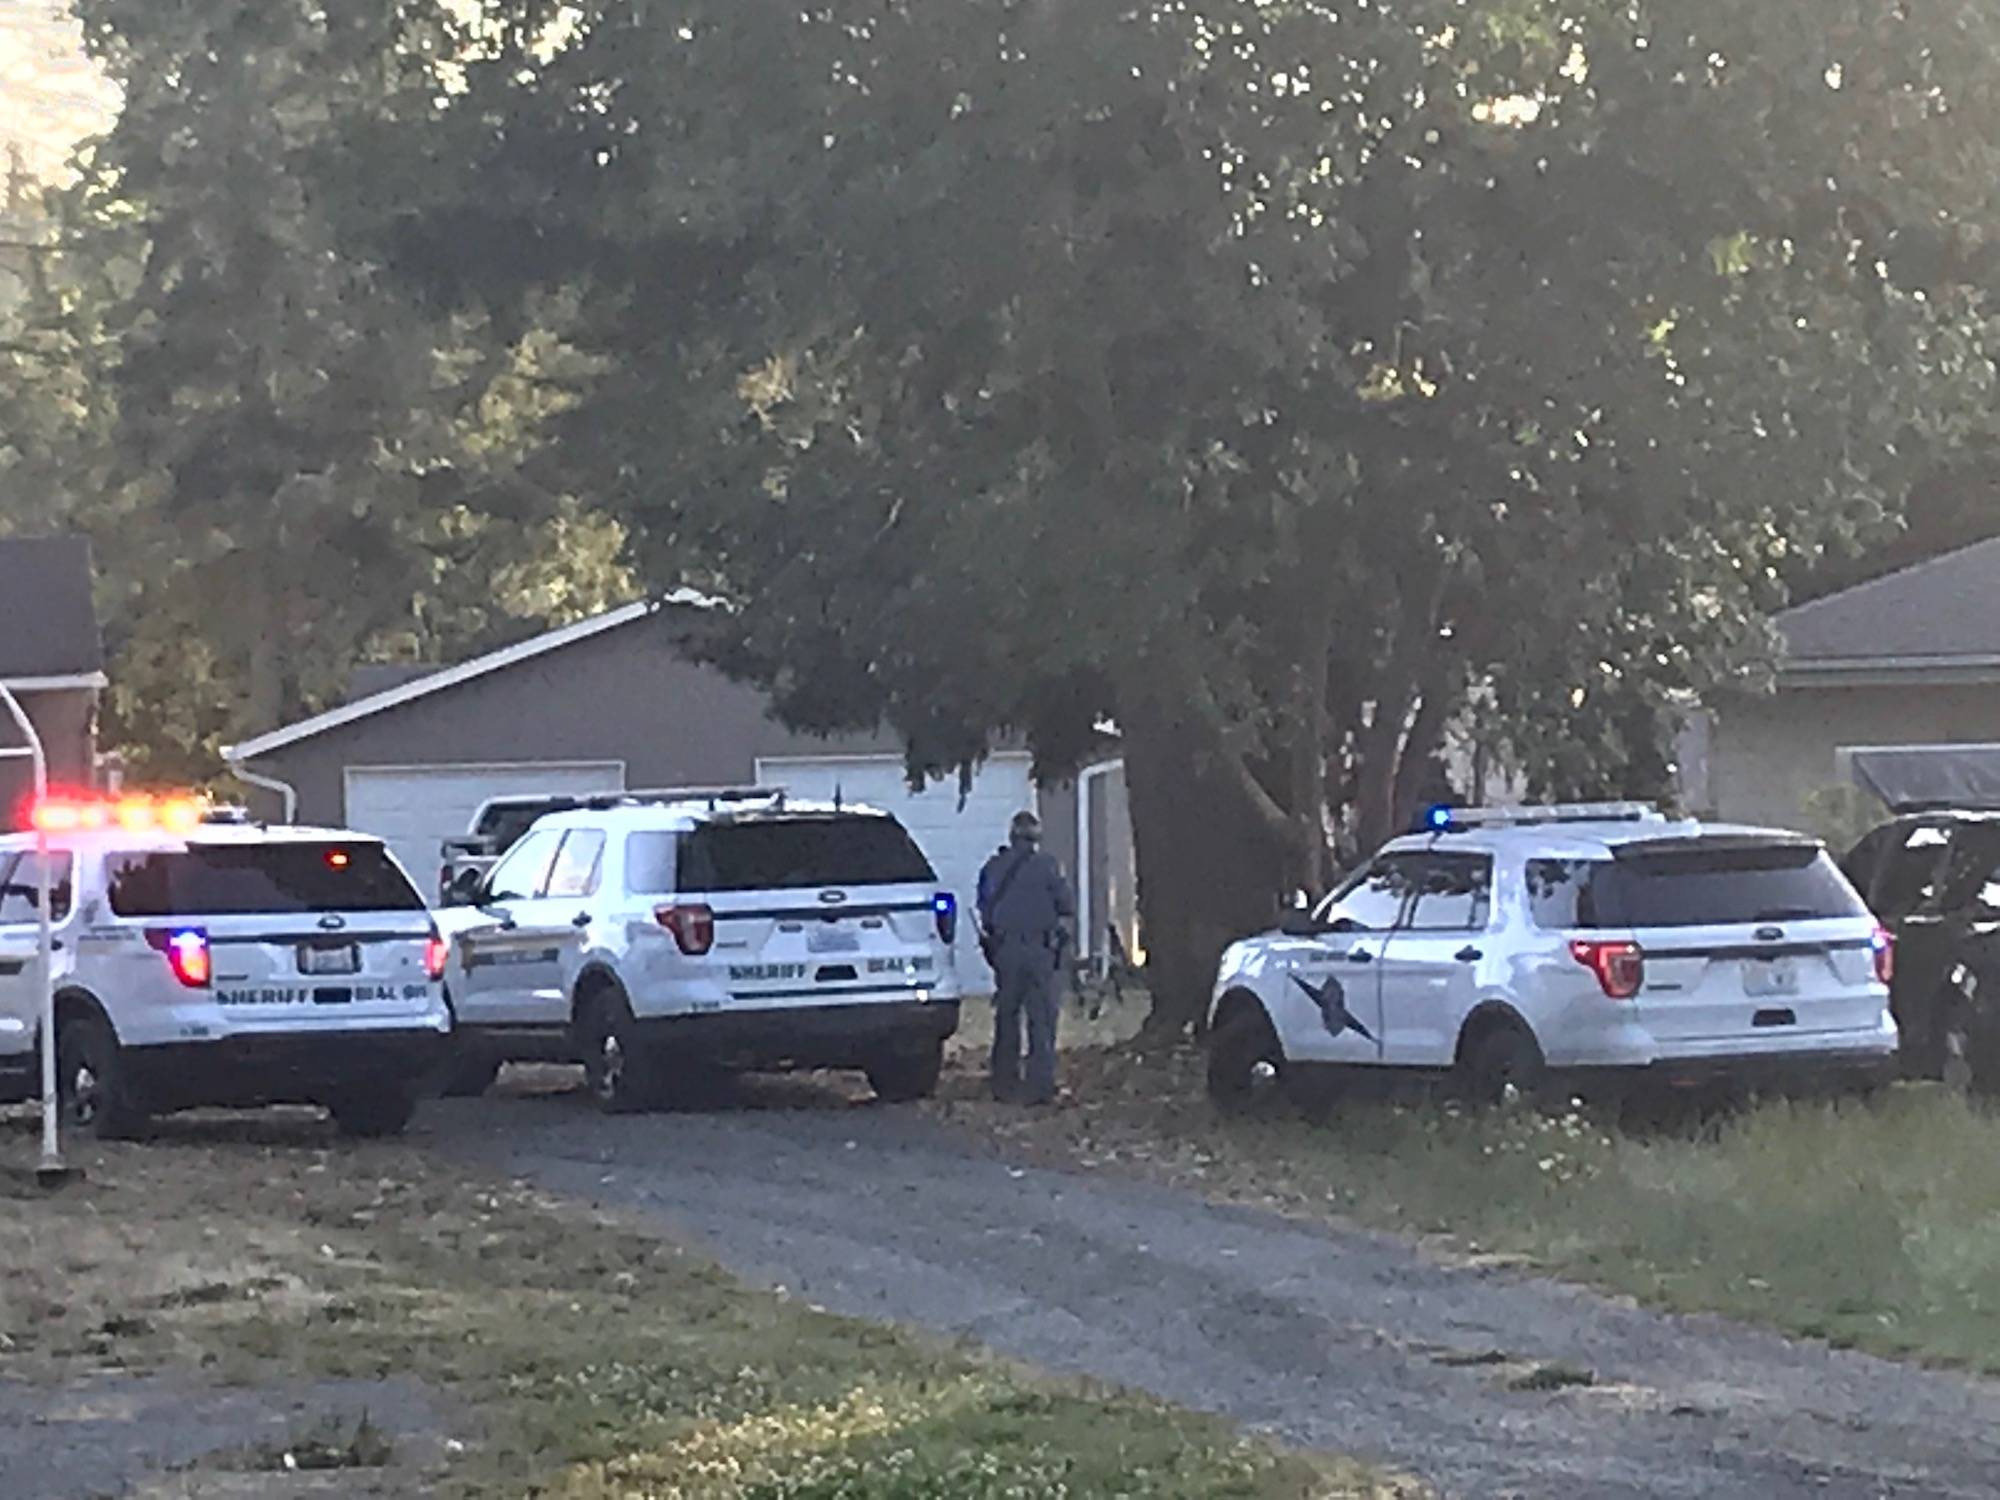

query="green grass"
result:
[0,1115,1411,1499]
[954,1047,2000,1371]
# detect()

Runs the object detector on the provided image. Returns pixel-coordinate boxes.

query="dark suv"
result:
[1841,811,2000,1092]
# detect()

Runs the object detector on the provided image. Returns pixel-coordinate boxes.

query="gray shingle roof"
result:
[0,536,103,680]
[1779,536,2000,666]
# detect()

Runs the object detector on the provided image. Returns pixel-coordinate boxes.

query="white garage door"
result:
[343,761,626,895]
[756,753,1035,991]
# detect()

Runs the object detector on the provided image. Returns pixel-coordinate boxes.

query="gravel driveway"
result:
[440,1082,2000,1500]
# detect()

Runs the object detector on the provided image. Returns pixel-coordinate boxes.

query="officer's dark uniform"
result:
[977,815,1075,1104]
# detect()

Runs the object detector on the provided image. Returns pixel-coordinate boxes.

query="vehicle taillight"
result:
[425,930,449,982]
[656,903,716,956]
[1570,938,1644,1000]
[146,927,212,989]
[1872,927,1895,986]
[932,891,958,945]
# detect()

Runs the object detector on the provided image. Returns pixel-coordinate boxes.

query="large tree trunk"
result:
[1121,693,1292,1041]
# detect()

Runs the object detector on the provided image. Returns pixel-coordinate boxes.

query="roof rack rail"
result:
[1423,801,1664,832]
[578,785,788,812]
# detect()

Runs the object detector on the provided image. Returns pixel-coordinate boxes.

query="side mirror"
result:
[446,866,486,907]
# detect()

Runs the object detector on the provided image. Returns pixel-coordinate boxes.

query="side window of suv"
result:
[1320,855,1421,930]
[625,831,676,895]
[485,828,562,902]
[545,830,607,899]
[1404,854,1493,931]
[0,852,74,924]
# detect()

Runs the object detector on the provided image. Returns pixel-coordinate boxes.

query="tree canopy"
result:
[8,1,2000,1024]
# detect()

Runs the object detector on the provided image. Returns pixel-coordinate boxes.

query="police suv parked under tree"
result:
[1207,803,1899,1110]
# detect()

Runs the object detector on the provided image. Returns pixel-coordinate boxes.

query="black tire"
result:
[328,1087,419,1138]
[440,1048,502,1099]
[1458,1022,1547,1108]
[577,984,656,1113]
[1207,1003,1286,1115]
[57,1008,149,1141]
[867,1040,944,1103]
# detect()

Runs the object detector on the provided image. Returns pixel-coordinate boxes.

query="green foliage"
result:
[11,1,2000,1021]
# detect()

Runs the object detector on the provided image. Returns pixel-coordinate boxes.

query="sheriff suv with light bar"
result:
[436,791,962,1109]
[0,795,449,1138]
[1206,803,1898,1110]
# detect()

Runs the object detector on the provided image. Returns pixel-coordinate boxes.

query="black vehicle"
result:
[1842,811,2000,1092]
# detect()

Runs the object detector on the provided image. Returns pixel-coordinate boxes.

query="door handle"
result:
[1455,946,1483,963]
[1347,948,1374,964]
[572,912,592,928]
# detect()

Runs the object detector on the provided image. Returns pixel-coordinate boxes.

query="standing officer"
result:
[977,810,1075,1105]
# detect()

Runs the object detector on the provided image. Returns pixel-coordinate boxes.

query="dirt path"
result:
[443,1081,2000,1500]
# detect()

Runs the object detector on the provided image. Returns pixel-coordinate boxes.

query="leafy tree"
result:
[398,1,2000,1028]
[2,1,636,781]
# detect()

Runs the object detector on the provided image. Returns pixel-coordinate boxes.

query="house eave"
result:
[1779,654,2000,689]
[0,672,109,692]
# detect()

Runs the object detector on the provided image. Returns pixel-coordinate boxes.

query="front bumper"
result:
[123,1028,452,1109]
[633,1000,959,1070]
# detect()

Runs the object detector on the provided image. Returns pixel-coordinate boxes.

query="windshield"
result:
[678,817,935,893]
[107,843,425,917]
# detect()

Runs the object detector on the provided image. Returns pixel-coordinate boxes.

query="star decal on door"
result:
[1292,972,1376,1043]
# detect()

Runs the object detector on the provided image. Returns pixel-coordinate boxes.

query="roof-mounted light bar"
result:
[1421,801,1664,833]
[30,792,209,835]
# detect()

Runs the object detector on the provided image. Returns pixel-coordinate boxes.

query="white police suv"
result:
[0,797,449,1138]
[1207,803,1899,1109]
[437,791,962,1110]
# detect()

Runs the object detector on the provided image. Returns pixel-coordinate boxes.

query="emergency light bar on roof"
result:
[29,792,209,835]
[1423,801,1664,833]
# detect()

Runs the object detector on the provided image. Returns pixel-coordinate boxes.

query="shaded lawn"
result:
[0,1107,1408,1499]
[929,1044,2000,1372]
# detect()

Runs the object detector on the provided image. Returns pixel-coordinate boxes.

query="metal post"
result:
[0,684,68,1186]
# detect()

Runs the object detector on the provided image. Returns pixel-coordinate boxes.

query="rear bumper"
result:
[633,1000,959,1070]
[123,1028,452,1109]
[1558,1045,1897,1097]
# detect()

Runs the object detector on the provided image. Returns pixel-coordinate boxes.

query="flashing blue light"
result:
[1424,805,1455,832]
[932,892,956,915]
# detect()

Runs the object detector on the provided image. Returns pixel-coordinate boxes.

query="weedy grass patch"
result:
[937,1044,2000,1370]
[0,1109,1411,1498]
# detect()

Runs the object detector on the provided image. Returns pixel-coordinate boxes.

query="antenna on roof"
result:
[834,782,843,811]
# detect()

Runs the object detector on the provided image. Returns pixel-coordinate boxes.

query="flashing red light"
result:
[425,932,449,982]
[655,903,715,956]
[29,792,206,836]
[146,927,212,989]
[1570,938,1644,1000]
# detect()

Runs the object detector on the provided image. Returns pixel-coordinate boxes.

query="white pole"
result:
[0,685,60,1181]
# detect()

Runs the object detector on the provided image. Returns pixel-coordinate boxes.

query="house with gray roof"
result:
[224,598,1138,987]
[1693,537,2000,827]
[0,535,105,824]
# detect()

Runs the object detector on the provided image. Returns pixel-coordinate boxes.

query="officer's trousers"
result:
[991,942,1060,1103]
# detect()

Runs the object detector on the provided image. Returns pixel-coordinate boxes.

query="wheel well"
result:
[1454,1001,1535,1066]
[54,987,110,1034]
[569,965,623,1026]
[1211,988,1270,1035]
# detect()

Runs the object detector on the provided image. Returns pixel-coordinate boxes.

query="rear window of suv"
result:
[675,816,936,893]
[107,843,426,917]
[1527,842,1867,929]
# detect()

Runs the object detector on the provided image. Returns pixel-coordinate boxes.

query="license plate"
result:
[299,944,360,976]
[1745,958,1799,997]
[808,925,860,954]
